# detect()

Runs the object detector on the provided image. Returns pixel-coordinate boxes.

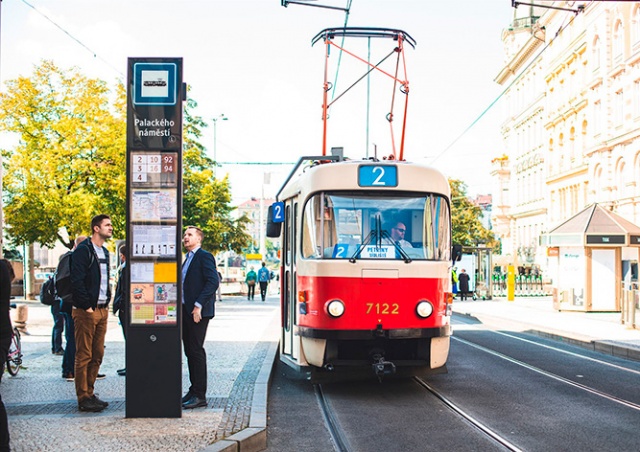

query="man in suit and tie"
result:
[181,226,220,409]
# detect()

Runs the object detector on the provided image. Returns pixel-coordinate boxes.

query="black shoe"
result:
[181,391,194,404]
[182,396,207,409]
[96,373,106,380]
[91,395,109,408]
[117,369,126,376]
[53,349,64,356]
[62,372,74,381]
[78,397,105,412]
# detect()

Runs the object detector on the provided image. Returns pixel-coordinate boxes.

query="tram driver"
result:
[382,221,413,249]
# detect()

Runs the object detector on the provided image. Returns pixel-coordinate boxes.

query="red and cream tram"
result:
[266,27,458,379]
[267,158,456,379]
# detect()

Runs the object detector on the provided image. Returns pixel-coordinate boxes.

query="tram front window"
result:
[301,192,451,261]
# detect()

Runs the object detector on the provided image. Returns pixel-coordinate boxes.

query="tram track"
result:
[452,335,640,412]
[314,384,352,452]
[414,376,523,452]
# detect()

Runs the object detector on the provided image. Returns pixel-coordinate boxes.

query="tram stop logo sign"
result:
[133,63,177,106]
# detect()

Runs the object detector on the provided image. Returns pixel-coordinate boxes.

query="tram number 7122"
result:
[366,303,400,315]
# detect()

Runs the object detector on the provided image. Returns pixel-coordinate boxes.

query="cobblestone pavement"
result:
[2,296,279,451]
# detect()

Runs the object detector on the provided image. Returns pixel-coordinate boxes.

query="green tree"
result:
[182,96,251,253]
[0,61,126,249]
[450,178,498,249]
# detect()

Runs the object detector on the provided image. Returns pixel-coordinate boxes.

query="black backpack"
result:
[55,251,73,303]
[40,277,56,306]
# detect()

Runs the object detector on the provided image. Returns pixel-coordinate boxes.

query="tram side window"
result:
[301,193,339,259]
[424,195,451,260]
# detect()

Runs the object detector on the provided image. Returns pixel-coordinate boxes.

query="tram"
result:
[267,28,459,379]
[268,157,456,379]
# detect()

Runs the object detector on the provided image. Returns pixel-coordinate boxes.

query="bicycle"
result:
[5,303,23,376]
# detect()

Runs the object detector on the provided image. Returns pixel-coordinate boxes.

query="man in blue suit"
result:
[181,226,219,409]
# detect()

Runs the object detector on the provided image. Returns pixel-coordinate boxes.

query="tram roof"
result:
[277,159,451,201]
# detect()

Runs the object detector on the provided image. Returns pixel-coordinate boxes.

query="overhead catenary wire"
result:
[20,0,125,79]
[430,8,581,165]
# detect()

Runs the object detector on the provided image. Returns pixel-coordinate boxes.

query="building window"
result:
[613,20,624,65]
[614,90,624,125]
[635,80,640,118]
[594,101,601,133]
[634,6,640,47]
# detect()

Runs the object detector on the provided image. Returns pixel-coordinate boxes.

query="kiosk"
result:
[544,203,640,312]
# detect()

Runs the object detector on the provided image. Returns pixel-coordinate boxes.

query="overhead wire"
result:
[20,0,124,79]
[430,7,581,165]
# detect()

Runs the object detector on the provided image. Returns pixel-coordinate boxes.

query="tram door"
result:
[281,200,297,358]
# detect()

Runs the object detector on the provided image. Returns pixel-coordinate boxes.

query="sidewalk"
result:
[2,295,280,452]
[452,296,640,362]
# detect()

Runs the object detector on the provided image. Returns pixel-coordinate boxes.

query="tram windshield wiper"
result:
[380,229,412,263]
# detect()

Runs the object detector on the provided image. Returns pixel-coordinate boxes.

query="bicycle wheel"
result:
[6,329,22,376]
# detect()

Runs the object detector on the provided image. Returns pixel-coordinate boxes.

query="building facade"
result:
[492,1,640,270]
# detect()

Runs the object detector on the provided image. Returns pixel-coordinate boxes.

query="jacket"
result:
[70,238,111,310]
[183,248,219,318]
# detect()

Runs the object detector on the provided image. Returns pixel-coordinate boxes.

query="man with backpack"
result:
[39,274,64,354]
[56,236,91,382]
[257,262,270,302]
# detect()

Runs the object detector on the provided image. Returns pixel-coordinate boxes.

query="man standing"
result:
[257,262,270,302]
[0,259,15,450]
[113,245,128,376]
[181,226,219,409]
[71,215,113,413]
[59,235,89,382]
[458,268,471,301]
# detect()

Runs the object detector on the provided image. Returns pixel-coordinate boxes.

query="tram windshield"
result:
[301,192,451,261]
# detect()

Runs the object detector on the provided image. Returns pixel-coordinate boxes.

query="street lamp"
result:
[212,114,228,177]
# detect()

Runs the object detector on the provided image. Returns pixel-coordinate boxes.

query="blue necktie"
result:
[182,251,193,303]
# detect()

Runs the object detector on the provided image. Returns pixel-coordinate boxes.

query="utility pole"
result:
[212,114,228,178]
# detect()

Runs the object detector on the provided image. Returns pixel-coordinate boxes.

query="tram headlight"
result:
[416,300,433,319]
[327,300,345,318]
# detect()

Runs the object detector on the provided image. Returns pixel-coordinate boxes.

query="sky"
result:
[0,0,515,204]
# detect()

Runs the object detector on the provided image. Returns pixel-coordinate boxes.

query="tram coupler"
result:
[371,354,396,380]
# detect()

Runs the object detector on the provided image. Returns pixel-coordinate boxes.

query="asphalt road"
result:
[265,314,640,451]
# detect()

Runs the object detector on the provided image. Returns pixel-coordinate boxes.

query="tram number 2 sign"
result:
[358,165,398,187]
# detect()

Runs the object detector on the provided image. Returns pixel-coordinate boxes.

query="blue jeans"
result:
[61,311,75,376]
[51,301,64,353]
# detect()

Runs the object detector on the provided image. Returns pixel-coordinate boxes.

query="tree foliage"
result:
[0,61,251,254]
[450,178,498,249]
[182,95,251,254]
[0,61,126,249]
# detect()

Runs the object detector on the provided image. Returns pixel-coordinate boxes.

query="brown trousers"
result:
[72,307,108,402]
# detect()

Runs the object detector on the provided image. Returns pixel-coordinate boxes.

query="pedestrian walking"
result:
[257,262,270,301]
[70,214,113,412]
[245,267,257,300]
[181,226,219,409]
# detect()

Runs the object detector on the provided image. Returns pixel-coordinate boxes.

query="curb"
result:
[455,310,640,362]
[200,337,279,452]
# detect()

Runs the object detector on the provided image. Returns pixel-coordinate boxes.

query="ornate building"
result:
[492,1,640,269]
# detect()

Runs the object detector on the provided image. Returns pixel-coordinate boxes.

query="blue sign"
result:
[271,202,285,223]
[133,63,177,106]
[332,244,349,258]
[358,165,398,187]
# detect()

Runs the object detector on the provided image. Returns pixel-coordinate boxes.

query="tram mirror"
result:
[267,204,283,238]
[452,244,462,262]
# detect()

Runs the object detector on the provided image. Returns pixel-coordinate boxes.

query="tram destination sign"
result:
[358,164,398,187]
